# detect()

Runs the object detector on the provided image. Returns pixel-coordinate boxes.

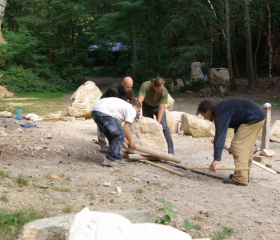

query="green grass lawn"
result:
[0,92,71,116]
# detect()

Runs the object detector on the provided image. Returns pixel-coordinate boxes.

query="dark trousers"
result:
[92,111,125,161]
[142,102,174,154]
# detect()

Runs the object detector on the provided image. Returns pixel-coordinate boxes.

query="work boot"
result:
[102,158,122,167]
[223,177,247,186]
[116,159,128,166]
[229,173,250,183]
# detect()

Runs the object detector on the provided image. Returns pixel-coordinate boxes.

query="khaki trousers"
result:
[231,120,265,184]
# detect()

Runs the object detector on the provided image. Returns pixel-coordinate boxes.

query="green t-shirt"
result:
[139,81,168,107]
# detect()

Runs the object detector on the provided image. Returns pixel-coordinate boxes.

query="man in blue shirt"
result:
[197,97,265,186]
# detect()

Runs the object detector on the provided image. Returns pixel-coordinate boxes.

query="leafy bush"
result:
[156,198,176,224]
[0,27,46,68]
[180,79,207,92]
[0,65,74,94]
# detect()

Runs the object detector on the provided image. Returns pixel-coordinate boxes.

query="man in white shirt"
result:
[92,97,141,167]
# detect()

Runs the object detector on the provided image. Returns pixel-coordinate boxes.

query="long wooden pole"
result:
[124,144,181,163]
[142,160,185,177]
[127,154,160,161]
[253,160,277,175]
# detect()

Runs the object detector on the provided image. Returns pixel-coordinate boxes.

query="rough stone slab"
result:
[130,117,168,153]
[67,81,102,119]
[261,149,276,157]
[17,210,153,240]
[253,155,280,164]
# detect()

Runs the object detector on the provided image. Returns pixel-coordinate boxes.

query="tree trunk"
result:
[231,20,240,78]
[253,24,261,85]
[225,0,236,90]
[131,26,137,64]
[244,0,256,89]
[267,1,273,83]
[0,0,7,43]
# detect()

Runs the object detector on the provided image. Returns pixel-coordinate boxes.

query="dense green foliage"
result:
[0,208,43,239]
[1,0,280,93]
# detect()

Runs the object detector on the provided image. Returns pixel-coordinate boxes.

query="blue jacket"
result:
[212,97,265,161]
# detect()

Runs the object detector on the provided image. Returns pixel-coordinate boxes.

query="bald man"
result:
[101,76,135,100]
[98,76,135,152]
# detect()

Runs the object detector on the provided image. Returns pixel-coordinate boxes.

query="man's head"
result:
[197,100,214,121]
[151,77,165,93]
[129,98,142,114]
[122,76,133,93]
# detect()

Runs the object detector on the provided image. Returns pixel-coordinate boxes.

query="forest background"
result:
[0,0,280,98]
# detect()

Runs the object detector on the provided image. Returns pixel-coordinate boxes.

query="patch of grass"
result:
[15,174,29,187]
[0,195,9,203]
[87,194,95,200]
[0,208,43,240]
[211,226,234,240]
[0,92,71,115]
[182,219,200,230]
[63,188,72,193]
[0,170,10,179]
[136,188,144,194]
[62,205,73,213]
[192,216,203,221]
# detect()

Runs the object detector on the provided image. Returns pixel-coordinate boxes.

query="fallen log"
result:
[127,154,160,161]
[136,145,181,163]
[123,144,181,163]
[141,160,185,177]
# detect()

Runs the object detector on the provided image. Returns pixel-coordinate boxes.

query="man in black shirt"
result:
[101,76,135,101]
[197,97,265,186]
[98,76,135,152]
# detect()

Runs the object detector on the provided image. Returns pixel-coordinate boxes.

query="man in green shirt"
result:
[138,77,174,154]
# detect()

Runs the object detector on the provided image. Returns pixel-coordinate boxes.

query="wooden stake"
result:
[253,160,277,175]
[141,160,185,177]
[261,105,271,150]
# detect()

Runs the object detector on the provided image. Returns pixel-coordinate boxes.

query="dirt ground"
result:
[1,77,280,239]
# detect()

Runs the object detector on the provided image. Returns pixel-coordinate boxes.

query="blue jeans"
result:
[142,102,174,154]
[92,111,125,161]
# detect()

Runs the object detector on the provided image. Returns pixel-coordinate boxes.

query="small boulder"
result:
[0,86,14,98]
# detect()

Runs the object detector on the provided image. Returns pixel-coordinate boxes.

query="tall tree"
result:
[267,1,272,82]
[225,0,236,89]
[244,0,256,89]
[0,0,7,43]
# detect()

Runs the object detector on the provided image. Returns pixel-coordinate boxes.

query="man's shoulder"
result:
[101,83,121,98]
[141,81,151,88]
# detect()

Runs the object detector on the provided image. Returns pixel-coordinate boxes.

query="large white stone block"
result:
[270,120,280,142]
[165,94,174,111]
[166,110,184,134]
[130,117,168,153]
[68,81,102,119]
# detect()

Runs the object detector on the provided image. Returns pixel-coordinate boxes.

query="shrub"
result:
[0,65,74,94]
